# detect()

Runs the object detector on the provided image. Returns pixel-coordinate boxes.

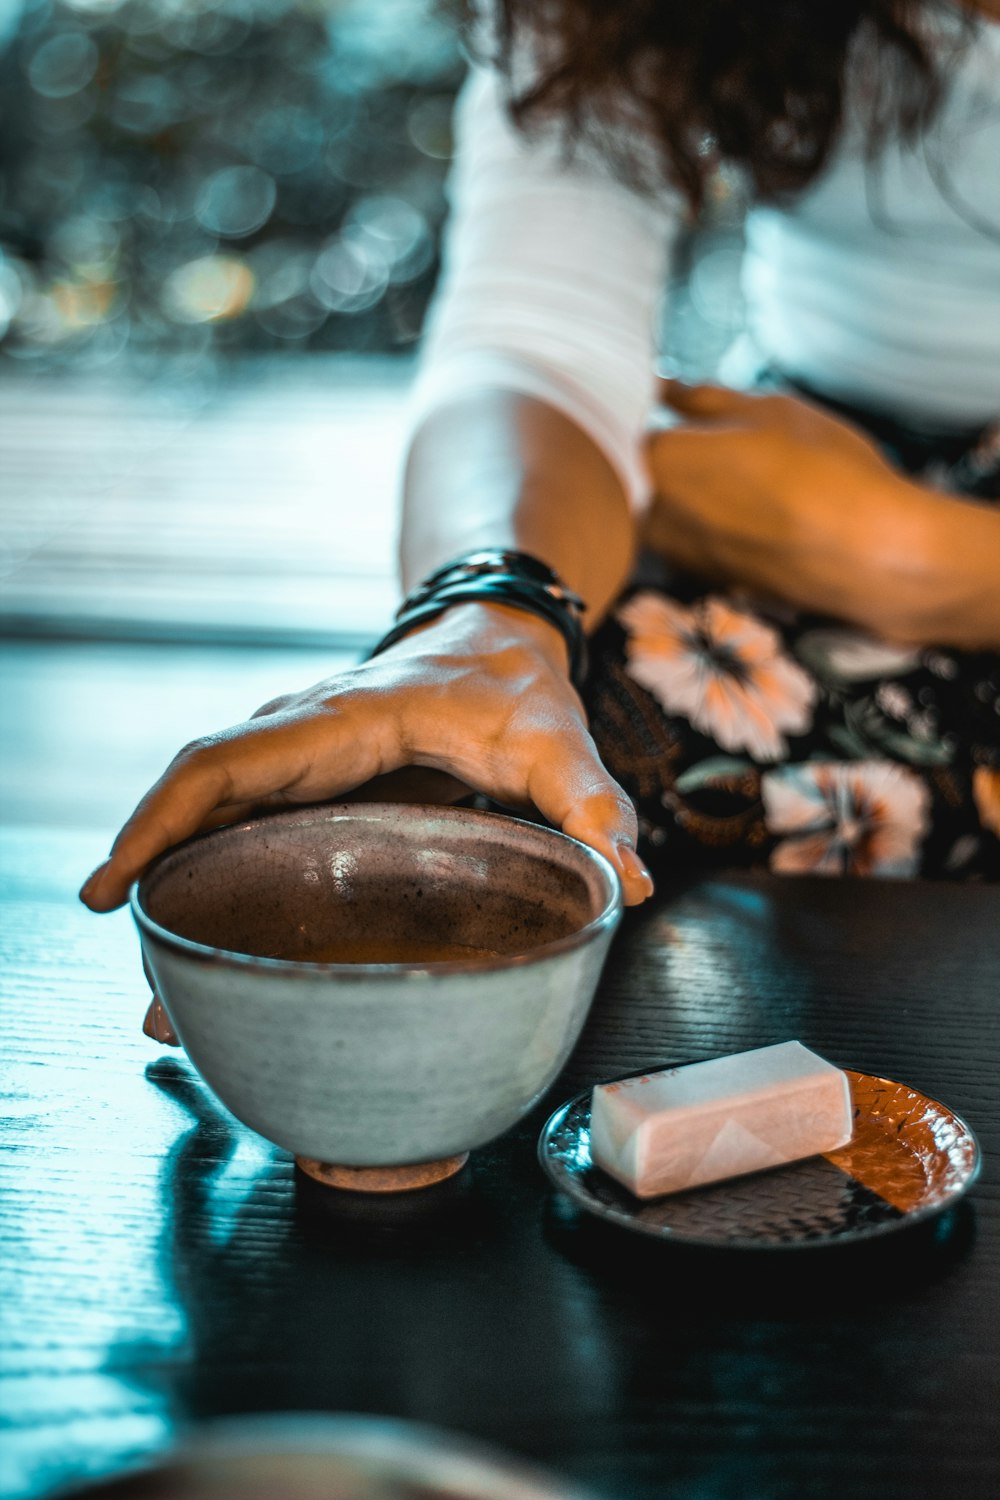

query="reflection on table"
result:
[2,823,998,1500]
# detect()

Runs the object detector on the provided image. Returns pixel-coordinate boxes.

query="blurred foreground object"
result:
[57,1412,592,1499]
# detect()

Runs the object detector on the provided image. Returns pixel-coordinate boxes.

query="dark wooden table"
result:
[2,826,998,1500]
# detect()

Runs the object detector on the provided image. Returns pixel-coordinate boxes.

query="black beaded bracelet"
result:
[368,549,590,689]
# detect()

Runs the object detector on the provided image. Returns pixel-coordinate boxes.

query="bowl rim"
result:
[130,801,623,977]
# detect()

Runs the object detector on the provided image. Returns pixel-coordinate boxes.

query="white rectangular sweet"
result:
[590,1041,854,1199]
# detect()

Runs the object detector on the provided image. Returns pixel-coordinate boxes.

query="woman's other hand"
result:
[642,380,930,638]
[78,602,654,914]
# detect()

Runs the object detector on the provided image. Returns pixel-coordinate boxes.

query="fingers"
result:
[655,377,755,420]
[525,721,653,906]
[79,707,388,913]
[652,379,809,441]
[78,649,657,920]
[194,800,265,832]
[653,379,827,438]
[143,996,180,1047]
[642,418,745,507]
[79,797,262,910]
[640,485,729,580]
[81,749,238,913]
[406,673,654,905]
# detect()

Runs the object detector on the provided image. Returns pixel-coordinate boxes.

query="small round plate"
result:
[538,1070,981,1250]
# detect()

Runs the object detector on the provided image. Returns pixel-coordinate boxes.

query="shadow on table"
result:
[144,1048,508,1239]
[117,1057,601,1431]
[541,1189,977,1320]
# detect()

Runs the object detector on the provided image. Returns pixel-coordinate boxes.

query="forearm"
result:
[763,475,1000,649]
[643,385,1000,652]
[886,478,1000,651]
[400,388,637,626]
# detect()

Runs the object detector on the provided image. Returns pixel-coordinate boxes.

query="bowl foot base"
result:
[295,1153,470,1193]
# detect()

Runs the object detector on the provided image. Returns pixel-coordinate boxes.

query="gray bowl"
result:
[132,803,621,1188]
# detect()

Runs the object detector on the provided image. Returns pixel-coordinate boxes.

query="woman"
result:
[81,0,1000,916]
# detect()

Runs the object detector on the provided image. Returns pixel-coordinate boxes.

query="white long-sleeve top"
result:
[410,15,1000,509]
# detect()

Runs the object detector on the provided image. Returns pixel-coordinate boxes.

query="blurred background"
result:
[0,0,471,658]
[0,0,463,374]
[0,0,743,381]
[0,0,744,828]
[0,0,744,641]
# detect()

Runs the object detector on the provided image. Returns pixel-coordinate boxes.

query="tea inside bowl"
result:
[139,804,600,967]
[296,938,502,964]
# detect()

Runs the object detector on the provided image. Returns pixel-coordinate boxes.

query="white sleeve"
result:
[408,64,682,511]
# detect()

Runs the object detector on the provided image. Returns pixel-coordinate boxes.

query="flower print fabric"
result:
[581,411,1000,882]
[761,762,930,877]
[618,593,816,760]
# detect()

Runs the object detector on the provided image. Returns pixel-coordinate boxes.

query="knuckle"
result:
[253,694,291,718]
[173,734,222,766]
[586,785,637,826]
[562,759,636,824]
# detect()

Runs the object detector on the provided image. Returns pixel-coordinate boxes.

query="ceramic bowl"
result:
[132,803,621,1189]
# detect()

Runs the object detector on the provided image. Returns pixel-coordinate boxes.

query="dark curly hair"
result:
[475,1,952,212]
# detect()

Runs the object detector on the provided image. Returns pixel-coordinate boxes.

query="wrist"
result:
[372,549,588,686]
[375,598,574,677]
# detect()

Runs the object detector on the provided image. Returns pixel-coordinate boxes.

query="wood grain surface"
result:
[3,819,997,1500]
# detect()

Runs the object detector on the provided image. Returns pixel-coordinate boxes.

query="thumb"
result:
[526,726,654,906]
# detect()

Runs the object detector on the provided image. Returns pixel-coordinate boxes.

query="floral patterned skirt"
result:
[584,399,1000,881]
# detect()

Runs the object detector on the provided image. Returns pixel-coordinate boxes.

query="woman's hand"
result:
[642,380,935,640]
[79,602,654,914]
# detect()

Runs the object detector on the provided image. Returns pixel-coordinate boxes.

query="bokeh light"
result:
[27,30,99,97]
[195,166,277,240]
[163,253,254,322]
[0,0,466,371]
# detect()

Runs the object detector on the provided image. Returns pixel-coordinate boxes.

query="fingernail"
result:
[616,844,654,895]
[79,861,108,903]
